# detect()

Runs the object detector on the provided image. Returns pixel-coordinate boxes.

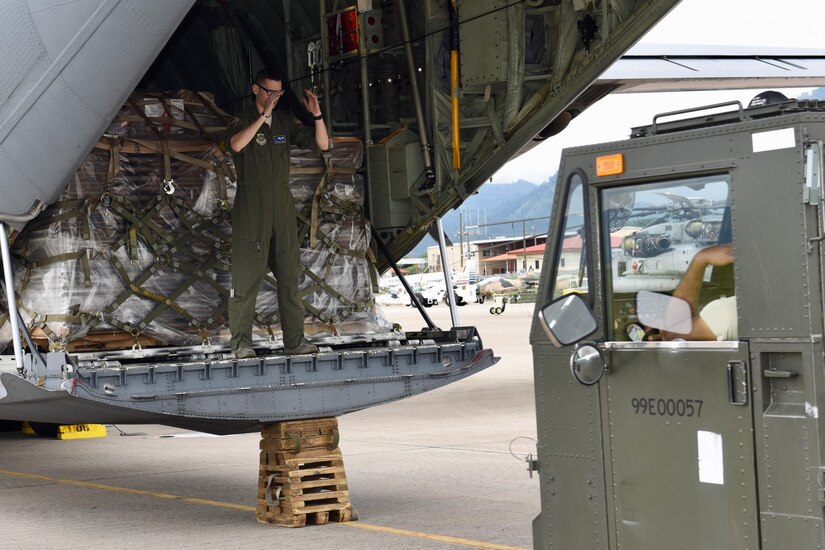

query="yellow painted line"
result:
[0,468,255,513]
[0,468,528,550]
[341,521,529,550]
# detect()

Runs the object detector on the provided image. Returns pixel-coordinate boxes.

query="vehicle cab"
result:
[532,97,825,549]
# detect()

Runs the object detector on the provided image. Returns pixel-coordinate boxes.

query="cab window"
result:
[551,173,589,300]
[600,175,735,341]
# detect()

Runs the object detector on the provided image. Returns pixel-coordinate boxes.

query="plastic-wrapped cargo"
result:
[0,294,9,354]
[0,91,393,353]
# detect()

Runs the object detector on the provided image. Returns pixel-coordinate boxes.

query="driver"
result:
[662,244,736,341]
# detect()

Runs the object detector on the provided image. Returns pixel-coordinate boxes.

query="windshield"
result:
[601,175,735,342]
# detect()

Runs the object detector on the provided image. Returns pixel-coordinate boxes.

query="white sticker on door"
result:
[697,430,724,485]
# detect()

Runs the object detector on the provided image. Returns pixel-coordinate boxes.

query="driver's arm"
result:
[662,244,733,341]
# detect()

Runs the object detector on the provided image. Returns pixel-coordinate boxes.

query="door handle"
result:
[727,360,749,406]
[763,369,798,379]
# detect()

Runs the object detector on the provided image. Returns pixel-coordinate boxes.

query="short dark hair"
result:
[254,68,283,86]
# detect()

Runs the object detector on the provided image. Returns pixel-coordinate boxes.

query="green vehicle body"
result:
[533,99,825,549]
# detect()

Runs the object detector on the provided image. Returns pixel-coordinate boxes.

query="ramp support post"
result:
[0,223,23,372]
[436,218,460,327]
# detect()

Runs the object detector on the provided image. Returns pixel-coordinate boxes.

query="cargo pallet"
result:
[257,417,353,527]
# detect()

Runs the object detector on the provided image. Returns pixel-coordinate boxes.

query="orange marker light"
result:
[596,153,624,176]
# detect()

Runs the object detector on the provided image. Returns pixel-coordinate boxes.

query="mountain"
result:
[407,175,557,257]
[506,177,557,221]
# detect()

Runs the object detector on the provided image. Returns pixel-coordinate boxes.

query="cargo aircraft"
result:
[1,0,825,434]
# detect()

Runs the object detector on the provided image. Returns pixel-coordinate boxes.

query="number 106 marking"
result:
[631,397,703,417]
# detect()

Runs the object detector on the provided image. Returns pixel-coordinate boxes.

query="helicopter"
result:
[606,185,730,292]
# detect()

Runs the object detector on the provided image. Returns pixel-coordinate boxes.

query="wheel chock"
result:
[56,424,107,440]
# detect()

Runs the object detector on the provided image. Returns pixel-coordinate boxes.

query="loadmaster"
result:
[226,68,330,359]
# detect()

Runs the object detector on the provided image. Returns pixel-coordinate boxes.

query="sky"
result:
[490,0,825,184]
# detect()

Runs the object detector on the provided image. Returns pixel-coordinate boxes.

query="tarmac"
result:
[0,301,541,550]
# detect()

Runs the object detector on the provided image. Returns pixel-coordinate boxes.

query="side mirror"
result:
[570,343,605,385]
[538,294,598,347]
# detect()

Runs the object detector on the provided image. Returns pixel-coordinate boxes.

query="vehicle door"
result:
[596,174,759,549]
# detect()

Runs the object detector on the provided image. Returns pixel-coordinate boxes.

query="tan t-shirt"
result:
[700,295,737,340]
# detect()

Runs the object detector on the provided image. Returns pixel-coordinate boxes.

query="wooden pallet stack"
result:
[257,417,353,527]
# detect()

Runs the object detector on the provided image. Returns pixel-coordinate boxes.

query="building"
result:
[426,242,467,273]
[427,235,548,276]
[483,243,546,274]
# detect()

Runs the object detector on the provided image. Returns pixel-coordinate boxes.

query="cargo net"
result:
[0,91,394,353]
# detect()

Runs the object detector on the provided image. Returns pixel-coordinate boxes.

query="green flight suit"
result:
[227,108,319,350]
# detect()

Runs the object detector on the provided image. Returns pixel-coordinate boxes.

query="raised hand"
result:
[263,90,280,117]
[695,243,733,267]
[303,89,321,117]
